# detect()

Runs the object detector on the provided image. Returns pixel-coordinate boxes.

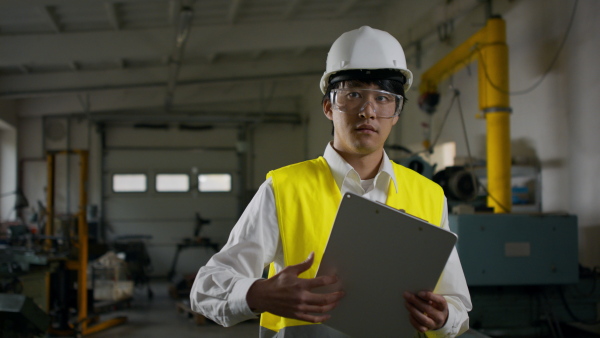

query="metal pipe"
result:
[66,118,71,215]
[98,124,106,243]
[45,152,54,251]
[404,0,482,57]
[419,17,511,213]
[104,146,237,152]
[77,150,89,331]
[0,71,323,99]
[481,18,511,212]
[87,111,303,124]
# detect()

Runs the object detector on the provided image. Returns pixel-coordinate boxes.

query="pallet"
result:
[94,296,133,314]
[176,301,206,325]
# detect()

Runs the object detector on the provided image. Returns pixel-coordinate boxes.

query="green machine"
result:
[449,214,578,286]
[449,214,599,335]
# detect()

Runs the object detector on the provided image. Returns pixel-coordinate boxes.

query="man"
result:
[190,26,471,337]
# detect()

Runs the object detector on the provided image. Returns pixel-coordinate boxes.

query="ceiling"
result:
[0,0,483,119]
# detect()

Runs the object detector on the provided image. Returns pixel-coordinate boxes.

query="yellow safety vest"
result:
[260,156,445,334]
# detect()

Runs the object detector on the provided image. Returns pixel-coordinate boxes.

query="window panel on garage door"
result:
[102,127,239,277]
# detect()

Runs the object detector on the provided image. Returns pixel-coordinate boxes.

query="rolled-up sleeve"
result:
[190,178,281,327]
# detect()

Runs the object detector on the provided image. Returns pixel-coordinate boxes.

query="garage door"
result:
[102,125,240,278]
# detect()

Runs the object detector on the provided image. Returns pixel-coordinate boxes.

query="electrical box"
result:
[449,214,578,286]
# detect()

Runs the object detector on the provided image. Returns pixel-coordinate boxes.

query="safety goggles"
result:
[329,88,404,118]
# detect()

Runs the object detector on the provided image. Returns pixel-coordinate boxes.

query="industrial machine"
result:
[1,150,128,336]
[0,293,50,337]
[416,15,600,336]
[45,150,127,336]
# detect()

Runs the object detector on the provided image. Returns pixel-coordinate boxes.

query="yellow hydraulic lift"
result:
[420,16,511,213]
[46,150,127,336]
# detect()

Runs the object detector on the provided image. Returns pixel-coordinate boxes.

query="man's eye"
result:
[376,95,392,102]
[346,91,361,99]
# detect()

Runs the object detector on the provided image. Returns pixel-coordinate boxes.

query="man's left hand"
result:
[403,291,448,332]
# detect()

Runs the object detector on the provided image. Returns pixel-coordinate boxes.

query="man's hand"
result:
[403,291,449,332]
[246,252,344,323]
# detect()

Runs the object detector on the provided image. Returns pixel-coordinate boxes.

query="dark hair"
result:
[322,77,408,135]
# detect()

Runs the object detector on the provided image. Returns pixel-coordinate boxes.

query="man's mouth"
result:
[356,124,377,133]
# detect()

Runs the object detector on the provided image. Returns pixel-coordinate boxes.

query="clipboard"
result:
[315,193,457,337]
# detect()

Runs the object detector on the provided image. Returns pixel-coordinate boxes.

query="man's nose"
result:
[358,101,377,119]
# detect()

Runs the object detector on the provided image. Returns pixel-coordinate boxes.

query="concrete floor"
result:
[88,280,258,338]
[84,280,599,338]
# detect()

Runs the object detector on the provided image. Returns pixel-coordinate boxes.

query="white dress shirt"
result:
[190,143,472,337]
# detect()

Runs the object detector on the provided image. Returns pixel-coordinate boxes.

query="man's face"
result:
[323,82,399,156]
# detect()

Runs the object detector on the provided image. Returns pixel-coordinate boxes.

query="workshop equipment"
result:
[398,155,436,180]
[420,16,511,213]
[450,214,578,286]
[46,150,127,336]
[0,293,50,337]
[433,166,479,203]
[418,15,600,335]
[112,235,153,299]
[167,212,218,281]
[90,251,134,302]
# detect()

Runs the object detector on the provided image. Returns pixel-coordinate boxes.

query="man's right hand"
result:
[246,252,344,323]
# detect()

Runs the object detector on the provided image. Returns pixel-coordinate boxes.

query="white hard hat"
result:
[320,26,413,94]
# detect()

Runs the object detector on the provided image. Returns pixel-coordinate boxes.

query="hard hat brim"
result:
[320,68,413,94]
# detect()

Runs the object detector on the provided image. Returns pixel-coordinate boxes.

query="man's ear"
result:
[323,99,334,121]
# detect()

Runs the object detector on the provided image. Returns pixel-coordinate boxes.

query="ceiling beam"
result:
[0,50,328,96]
[228,0,244,25]
[206,53,219,64]
[168,0,182,24]
[18,65,30,74]
[0,19,373,65]
[250,50,263,60]
[335,0,360,17]
[166,6,195,108]
[37,6,61,33]
[0,70,322,99]
[0,0,179,8]
[293,47,308,57]
[283,0,304,19]
[19,93,303,118]
[88,110,302,125]
[104,2,121,30]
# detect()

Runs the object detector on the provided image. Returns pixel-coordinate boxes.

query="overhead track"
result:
[165,6,194,108]
[0,71,322,99]
[86,110,302,125]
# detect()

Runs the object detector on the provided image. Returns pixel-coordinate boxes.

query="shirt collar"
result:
[323,142,398,193]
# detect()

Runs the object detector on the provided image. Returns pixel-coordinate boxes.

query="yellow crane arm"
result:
[419,17,511,213]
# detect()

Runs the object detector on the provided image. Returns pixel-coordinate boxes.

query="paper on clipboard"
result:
[315,193,457,337]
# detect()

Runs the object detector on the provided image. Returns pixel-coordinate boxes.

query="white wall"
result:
[0,100,18,221]
[397,0,600,267]
[0,131,17,221]
[560,0,600,269]
[0,129,18,221]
